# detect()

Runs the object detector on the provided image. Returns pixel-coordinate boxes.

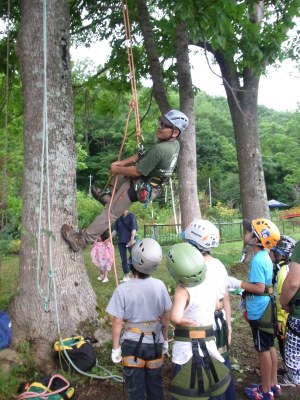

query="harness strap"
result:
[199,339,219,385]
[174,326,214,341]
[191,339,205,394]
[133,332,144,362]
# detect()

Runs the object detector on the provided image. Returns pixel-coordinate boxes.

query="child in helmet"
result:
[228,218,281,400]
[167,242,231,400]
[106,238,171,400]
[182,219,236,400]
[269,235,296,386]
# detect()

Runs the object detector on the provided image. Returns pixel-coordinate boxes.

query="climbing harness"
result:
[248,285,277,335]
[122,320,163,368]
[170,325,231,400]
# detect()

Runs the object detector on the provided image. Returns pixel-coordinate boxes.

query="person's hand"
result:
[111,347,122,363]
[228,276,242,290]
[162,340,169,355]
[127,238,136,247]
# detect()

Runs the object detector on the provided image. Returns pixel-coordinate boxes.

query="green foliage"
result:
[77,191,102,229]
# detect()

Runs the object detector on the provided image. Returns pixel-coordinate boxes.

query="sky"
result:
[71,41,300,113]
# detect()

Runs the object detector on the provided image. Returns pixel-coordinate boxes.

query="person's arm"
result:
[111,154,139,167]
[170,286,197,326]
[161,311,170,341]
[112,316,123,349]
[280,260,300,312]
[110,163,141,177]
[223,288,232,345]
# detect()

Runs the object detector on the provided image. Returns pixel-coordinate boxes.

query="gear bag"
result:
[54,336,97,372]
[17,374,74,400]
[0,311,12,350]
[170,326,230,400]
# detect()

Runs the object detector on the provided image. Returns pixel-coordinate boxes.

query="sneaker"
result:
[61,224,86,252]
[97,275,104,281]
[249,384,281,397]
[278,373,296,387]
[102,277,109,283]
[244,386,274,400]
[119,276,130,283]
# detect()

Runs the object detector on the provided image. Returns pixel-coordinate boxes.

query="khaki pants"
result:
[82,175,133,243]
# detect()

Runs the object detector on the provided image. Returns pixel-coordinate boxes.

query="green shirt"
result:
[136,140,180,180]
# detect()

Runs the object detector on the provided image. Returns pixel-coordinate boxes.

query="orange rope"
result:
[106,1,143,287]
[121,0,144,150]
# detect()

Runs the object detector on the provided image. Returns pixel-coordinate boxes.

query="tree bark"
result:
[176,23,201,228]
[10,0,104,372]
[214,49,270,220]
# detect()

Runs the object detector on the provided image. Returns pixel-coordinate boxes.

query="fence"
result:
[143,218,300,246]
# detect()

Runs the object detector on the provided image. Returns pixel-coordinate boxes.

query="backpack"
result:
[0,311,12,350]
[54,336,97,372]
[17,374,74,400]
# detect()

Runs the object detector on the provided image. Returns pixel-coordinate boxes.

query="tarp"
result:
[268,199,288,208]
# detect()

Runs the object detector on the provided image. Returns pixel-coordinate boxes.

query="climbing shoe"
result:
[91,186,112,206]
[61,224,86,252]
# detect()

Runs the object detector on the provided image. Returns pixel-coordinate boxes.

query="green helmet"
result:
[166,243,206,287]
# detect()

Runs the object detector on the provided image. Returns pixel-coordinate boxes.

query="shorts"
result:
[285,316,300,385]
[249,320,274,352]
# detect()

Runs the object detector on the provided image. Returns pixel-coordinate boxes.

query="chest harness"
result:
[122,320,163,369]
[170,325,230,400]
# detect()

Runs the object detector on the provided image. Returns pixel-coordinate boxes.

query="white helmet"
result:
[131,238,162,274]
[183,219,220,251]
[162,110,189,134]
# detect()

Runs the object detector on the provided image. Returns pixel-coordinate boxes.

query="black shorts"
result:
[249,321,275,352]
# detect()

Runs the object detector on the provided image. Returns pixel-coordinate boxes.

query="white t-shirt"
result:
[172,273,224,365]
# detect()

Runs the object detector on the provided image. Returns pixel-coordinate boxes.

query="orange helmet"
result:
[251,218,280,249]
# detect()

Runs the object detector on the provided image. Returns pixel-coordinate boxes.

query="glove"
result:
[111,347,122,363]
[162,340,169,355]
[228,276,242,290]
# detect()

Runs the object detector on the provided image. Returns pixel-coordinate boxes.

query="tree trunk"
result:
[9,0,104,372]
[214,50,269,220]
[176,23,201,228]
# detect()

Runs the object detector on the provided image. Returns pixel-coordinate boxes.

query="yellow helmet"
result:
[251,218,280,249]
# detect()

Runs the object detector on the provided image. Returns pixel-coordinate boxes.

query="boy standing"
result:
[106,238,171,400]
[228,218,280,400]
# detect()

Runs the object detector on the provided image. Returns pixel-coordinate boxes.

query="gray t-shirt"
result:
[106,277,172,343]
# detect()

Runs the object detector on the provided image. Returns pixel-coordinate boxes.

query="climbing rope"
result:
[107,0,145,287]
[34,0,123,383]
[121,0,144,154]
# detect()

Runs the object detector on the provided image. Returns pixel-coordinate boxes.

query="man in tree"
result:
[61,109,188,251]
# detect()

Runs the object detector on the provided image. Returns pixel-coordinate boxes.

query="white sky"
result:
[71,41,300,113]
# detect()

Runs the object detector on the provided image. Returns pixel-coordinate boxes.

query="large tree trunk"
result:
[214,50,269,220]
[176,23,201,228]
[136,1,201,227]
[9,0,104,372]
